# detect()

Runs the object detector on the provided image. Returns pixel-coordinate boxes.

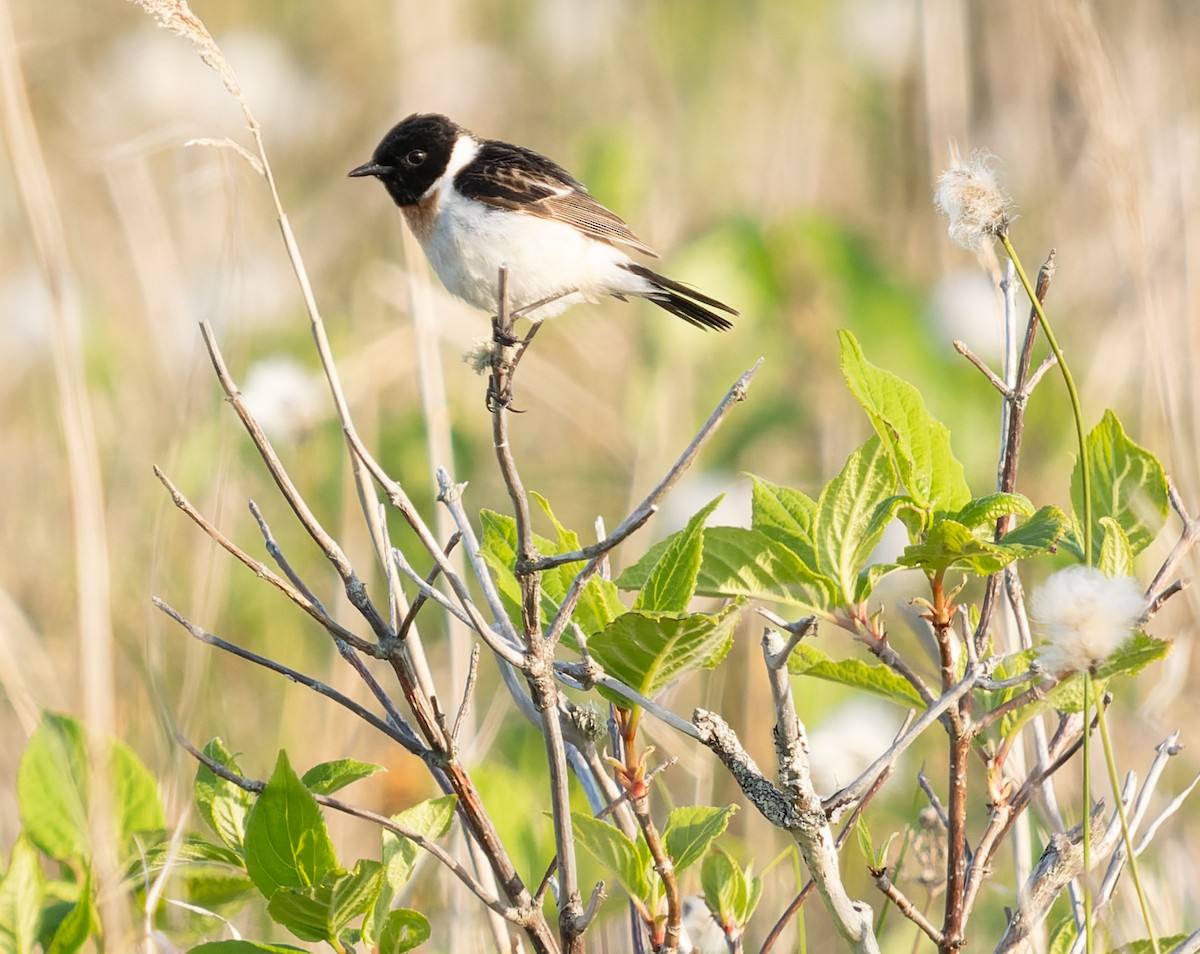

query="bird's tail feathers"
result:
[622,263,737,331]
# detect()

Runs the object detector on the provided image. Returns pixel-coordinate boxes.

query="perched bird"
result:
[349,113,736,330]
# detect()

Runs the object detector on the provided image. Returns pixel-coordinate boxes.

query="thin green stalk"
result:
[1096,695,1160,953]
[1000,234,1093,566]
[1082,673,1094,953]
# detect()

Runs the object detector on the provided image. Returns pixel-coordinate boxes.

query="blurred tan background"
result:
[3,0,1200,948]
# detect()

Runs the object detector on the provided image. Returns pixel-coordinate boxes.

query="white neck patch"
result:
[424,134,480,200]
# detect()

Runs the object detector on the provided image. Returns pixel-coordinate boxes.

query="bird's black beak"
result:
[348,160,389,178]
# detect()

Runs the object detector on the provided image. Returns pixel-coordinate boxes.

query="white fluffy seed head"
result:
[1031,565,1144,674]
[934,147,1013,253]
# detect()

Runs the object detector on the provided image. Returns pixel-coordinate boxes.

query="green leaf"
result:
[300,759,384,796]
[110,738,165,844]
[46,868,93,954]
[838,329,971,514]
[1115,936,1191,954]
[0,835,43,954]
[855,561,902,604]
[696,527,837,613]
[267,860,383,944]
[899,507,1065,577]
[740,871,763,925]
[748,474,818,568]
[378,909,431,953]
[17,712,89,862]
[998,506,1069,554]
[788,643,925,708]
[1047,634,1171,713]
[854,816,873,864]
[189,942,306,953]
[899,520,1016,576]
[663,805,738,874]
[243,751,338,899]
[588,602,741,702]
[949,493,1035,529]
[812,438,899,603]
[573,812,650,903]
[479,506,625,639]
[195,738,254,857]
[1066,409,1169,563]
[1098,517,1134,578]
[367,796,457,945]
[701,846,744,927]
[634,497,721,613]
[1094,631,1171,680]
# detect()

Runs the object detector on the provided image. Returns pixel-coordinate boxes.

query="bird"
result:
[349,113,737,331]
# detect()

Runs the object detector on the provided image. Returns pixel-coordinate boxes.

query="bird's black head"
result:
[349,113,461,207]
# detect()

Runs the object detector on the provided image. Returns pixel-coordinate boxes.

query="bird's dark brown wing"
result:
[455,139,658,257]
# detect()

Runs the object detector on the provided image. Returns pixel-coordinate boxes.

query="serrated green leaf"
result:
[1066,409,1169,563]
[663,805,738,874]
[588,603,740,702]
[812,439,899,604]
[1047,634,1169,712]
[189,943,306,953]
[332,860,385,938]
[17,713,88,862]
[788,643,925,708]
[950,493,1035,529]
[573,812,650,903]
[268,862,382,946]
[46,868,93,954]
[1094,631,1170,680]
[899,520,1015,576]
[244,751,338,899]
[634,497,721,613]
[300,759,384,796]
[378,909,431,953]
[696,527,837,613]
[838,329,971,514]
[266,887,330,942]
[998,506,1068,554]
[748,474,818,568]
[479,507,626,639]
[195,738,254,857]
[1098,517,1134,578]
[0,835,43,953]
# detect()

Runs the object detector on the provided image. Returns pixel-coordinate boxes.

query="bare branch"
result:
[154,597,424,755]
[536,358,764,591]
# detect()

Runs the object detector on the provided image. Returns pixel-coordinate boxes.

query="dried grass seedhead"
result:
[934,146,1013,253]
[130,0,254,129]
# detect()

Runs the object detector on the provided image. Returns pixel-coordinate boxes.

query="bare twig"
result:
[154,466,377,656]
[451,645,482,745]
[153,597,424,754]
[543,359,764,646]
[871,867,945,946]
[824,669,981,820]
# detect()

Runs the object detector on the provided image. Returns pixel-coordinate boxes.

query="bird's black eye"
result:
[404,149,427,167]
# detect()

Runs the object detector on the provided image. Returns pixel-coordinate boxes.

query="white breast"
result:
[414,137,651,318]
